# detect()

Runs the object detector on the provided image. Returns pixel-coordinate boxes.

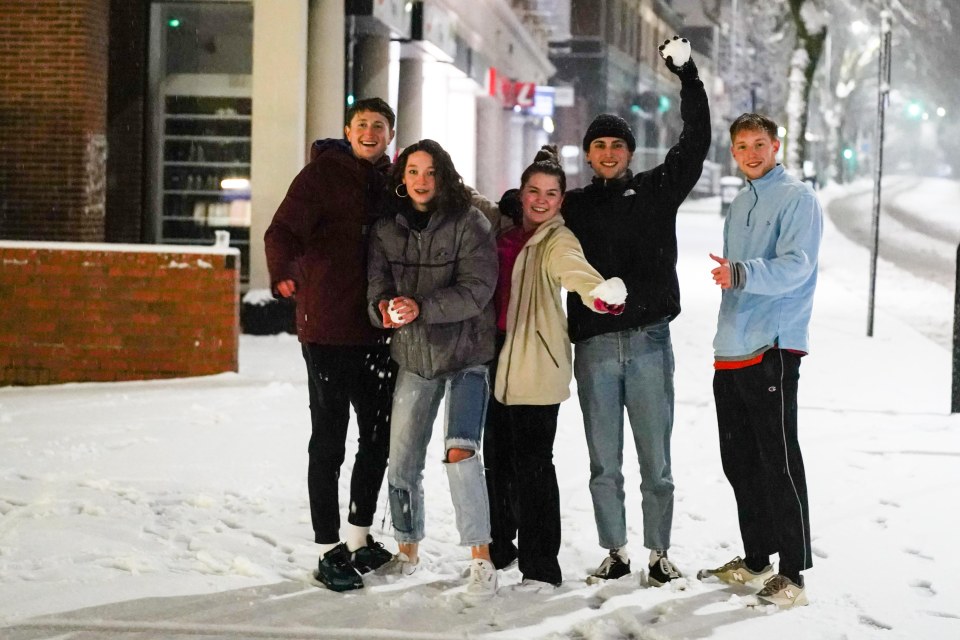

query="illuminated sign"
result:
[486,68,538,109]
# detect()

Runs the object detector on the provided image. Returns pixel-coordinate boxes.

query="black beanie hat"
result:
[582,114,636,152]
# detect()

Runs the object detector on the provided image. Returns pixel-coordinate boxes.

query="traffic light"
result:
[632,91,659,114]
[906,101,923,119]
[842,148,855,160]
[629,92,670,114]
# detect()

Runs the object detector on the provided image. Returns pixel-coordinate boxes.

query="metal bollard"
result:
[954,242,960,413]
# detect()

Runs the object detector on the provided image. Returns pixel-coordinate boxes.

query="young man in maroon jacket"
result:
[265,98,397,592]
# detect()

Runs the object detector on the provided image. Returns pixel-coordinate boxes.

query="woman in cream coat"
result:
[484,147,625,589]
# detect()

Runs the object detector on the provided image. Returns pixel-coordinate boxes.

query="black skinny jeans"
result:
[713,349,812,579]
[302,343,396,544]
[485,338,563,584]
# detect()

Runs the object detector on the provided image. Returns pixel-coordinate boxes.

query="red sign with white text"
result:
[487,68,537,109]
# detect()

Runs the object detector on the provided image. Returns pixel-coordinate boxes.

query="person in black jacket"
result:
[265,97,397,593]
[563,36,711,587]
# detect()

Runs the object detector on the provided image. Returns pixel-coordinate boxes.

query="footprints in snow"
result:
[858,615,894,631]
[909,579,936,596]
[903,547,935,561]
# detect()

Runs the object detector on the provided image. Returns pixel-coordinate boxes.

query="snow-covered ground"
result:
[1,180,958,639]
[825,176,958,348]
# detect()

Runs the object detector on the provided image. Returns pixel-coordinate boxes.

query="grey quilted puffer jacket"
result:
[367,204,497,379]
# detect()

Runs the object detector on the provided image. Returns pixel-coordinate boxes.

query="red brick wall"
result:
[0,242,239,385]
[0,0,110,242]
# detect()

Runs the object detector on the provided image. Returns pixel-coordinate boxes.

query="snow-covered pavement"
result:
[1,181,958,639]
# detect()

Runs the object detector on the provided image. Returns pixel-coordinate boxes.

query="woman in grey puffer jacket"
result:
[367,139,499,599]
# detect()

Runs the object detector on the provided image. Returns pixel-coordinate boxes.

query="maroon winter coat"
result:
[265,139,391,346]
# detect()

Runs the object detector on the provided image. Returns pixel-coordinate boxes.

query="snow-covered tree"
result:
[701,0,955,180]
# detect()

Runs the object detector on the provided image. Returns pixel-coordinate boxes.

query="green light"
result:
[630,104,641,114]
[842,148,855,160]
[657,95,671,113]
[906,101,922,118]
[168,18,181,28]
[346,95,355,106]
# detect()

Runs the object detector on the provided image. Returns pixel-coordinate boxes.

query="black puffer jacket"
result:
[367,203,497,379]
[563,71,711,343]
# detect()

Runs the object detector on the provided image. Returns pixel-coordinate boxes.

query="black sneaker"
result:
[350,535,393,574]
[648,555,683,587]
[586,549,631,584]
[313,543,363,592]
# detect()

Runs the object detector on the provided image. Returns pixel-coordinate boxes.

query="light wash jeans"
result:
[574,322,675,552]
[388,364,492,546]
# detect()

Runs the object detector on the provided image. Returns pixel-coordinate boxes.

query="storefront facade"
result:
[1,0,559,293]
[141,0,555,291]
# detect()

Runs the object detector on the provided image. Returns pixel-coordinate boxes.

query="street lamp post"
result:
[866,8,892,337]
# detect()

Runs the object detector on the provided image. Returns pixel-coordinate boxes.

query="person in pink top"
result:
[483,146,626,591]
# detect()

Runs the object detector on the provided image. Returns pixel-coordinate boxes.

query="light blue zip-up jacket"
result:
[713,164,823,360]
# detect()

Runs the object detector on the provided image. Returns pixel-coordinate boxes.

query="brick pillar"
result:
[0,0,110,242]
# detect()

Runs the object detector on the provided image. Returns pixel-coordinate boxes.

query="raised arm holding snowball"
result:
[556,35,711,588]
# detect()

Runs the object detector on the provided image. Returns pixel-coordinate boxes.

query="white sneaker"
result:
[377,552,419,576]
[512,578,558,593]
[464,558,498,600]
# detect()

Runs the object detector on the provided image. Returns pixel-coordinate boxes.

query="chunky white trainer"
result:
[696,556,775,589]
[756,574,808,608]
[377,552,419,577]
[464,558,498,600]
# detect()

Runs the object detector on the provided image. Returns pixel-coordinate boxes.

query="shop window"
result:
[147,1,253,286]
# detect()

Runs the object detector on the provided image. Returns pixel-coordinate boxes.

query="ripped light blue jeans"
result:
[387,364,492,546]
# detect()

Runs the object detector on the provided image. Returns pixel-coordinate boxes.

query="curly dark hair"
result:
[520,144,566,194]
[390,139,470,213]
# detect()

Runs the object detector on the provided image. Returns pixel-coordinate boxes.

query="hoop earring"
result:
[395,184,409,198]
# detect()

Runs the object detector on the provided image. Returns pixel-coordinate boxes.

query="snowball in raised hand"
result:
[658,35,691,68]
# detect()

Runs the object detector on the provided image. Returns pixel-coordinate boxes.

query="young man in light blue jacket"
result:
[698,113,822,609]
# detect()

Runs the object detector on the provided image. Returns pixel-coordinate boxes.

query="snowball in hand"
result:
[589,277,627,306]
[658,36,691,67]
[388,299,404,324]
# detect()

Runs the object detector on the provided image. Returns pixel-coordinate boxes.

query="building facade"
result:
[0,0,557,293]
[1,1,725,300]
[548,0,722,188]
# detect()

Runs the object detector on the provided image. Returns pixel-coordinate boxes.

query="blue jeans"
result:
[574,322,675,551]
[388,365,492,546]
